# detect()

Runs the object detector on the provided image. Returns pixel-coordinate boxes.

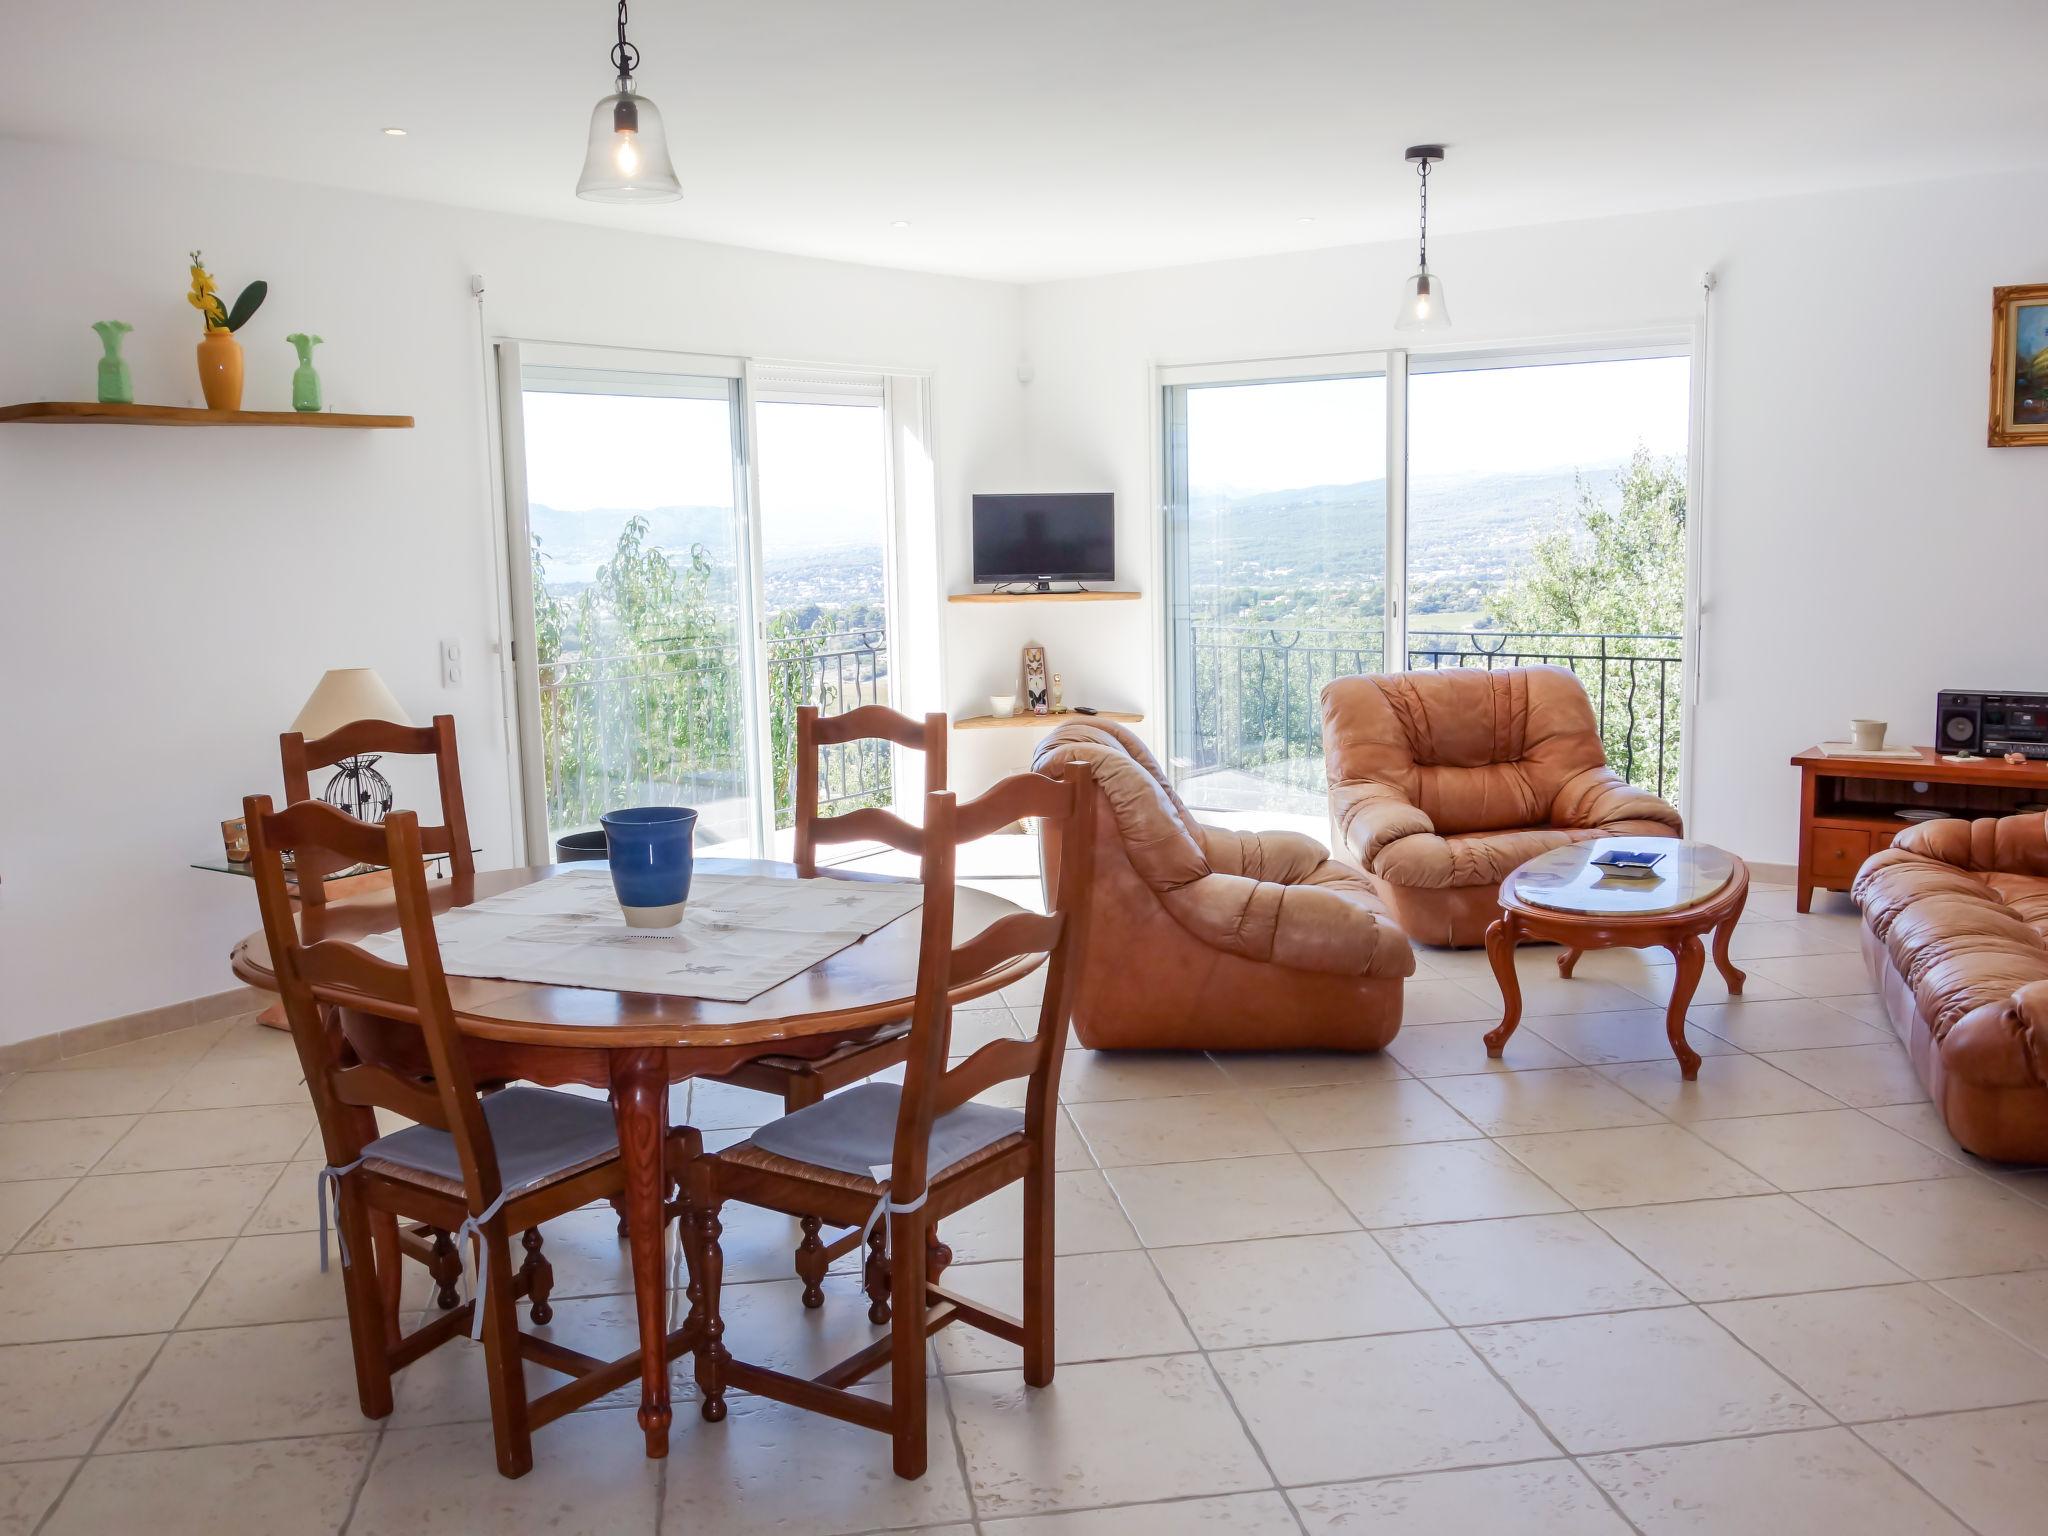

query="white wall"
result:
[0,141,1024,1046]
[1014,169,2048,863]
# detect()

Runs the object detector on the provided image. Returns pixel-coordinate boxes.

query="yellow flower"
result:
[188,266,215,296]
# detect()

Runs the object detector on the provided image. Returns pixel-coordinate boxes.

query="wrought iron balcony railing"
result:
[536,626,892,837]
[1177,623,1682,804]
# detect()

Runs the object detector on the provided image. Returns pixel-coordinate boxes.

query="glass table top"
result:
[1509,837,1738,917]
[191,850,461,881]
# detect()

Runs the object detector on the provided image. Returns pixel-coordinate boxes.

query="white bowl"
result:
[988,694,1018,718]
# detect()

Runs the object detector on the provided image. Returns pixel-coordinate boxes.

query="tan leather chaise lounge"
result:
[1031,719,1414,1051]
[1853,812,2048,1163]
[1321,664,1683,948]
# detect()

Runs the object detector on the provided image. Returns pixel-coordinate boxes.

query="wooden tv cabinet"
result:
[1790,745,2048,912]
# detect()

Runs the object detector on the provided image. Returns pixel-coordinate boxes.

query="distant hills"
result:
[527,502,885,612]
[529,458,1620,627]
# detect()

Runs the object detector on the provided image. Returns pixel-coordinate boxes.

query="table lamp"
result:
[291,667,414,822]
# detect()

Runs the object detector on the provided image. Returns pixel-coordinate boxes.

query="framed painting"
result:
[1989,283,2048,446]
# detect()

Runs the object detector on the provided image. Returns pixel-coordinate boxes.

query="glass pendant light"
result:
[1394,145,1450,332]
[576,1,682,203]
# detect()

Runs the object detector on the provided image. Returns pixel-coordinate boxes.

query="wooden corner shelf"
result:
[0,402,414,429]
[948,589,1139,604]
[955,709,1142,731]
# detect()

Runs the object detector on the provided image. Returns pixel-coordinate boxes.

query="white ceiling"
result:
[9,1,2048,283]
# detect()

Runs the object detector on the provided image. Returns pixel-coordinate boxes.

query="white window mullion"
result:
[735,365,774,856]
[1385,349,1410,673]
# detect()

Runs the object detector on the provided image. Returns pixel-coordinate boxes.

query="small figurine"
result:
[92,320,134,404]
[1022,644,1050,715]
[287,332,323,412]
[1051,672,1064,712]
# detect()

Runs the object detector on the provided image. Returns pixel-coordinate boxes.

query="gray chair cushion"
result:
[746,1082,1024,1181]
[361,1085,618,1198]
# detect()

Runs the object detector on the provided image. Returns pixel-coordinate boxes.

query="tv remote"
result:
[1072,705,1099,715]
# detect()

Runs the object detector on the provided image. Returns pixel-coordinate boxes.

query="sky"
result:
[1188,355,1691,494]
[520,391,886,550]
[521,355,1690,558]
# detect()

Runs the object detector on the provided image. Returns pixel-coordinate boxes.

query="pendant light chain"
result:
[1416,157,1431,271]
[611,0,639,90]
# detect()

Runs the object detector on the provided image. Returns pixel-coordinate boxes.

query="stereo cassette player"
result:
[1936,690,2048,760]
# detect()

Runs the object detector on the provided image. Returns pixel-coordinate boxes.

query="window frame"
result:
[1153,327,1704,827]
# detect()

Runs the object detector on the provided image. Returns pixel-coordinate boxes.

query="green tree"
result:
[1481,445,1687,797]
[532,519,889,835]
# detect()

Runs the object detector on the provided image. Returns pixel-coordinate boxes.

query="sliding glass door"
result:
[499,350,902,860]
[752,372,895,845]
[1165,371,1388,819]
[1407,353,1692,800]
[514,363,759,853]
[1163,343,1694,825]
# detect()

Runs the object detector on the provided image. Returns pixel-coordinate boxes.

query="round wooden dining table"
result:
[230,857,1038,1458]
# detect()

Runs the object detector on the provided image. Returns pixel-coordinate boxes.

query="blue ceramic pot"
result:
[598,807,698,928]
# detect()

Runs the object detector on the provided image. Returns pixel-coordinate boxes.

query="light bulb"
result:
[614,132,641,176]
[1414,296,1430,319]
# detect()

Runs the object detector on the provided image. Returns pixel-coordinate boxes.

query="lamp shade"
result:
[290,668,413,739]
[575,89,682,203]
[1393,269,1451,331]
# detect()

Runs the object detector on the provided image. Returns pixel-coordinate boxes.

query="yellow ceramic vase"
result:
[196,328,244,411]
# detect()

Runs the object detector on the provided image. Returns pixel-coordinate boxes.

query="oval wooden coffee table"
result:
[1483,837,1748,1079]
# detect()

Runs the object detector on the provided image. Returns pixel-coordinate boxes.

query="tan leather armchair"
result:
[1854,812,2048,1163]
[1321,664,1683,947]
[1031,720,1414,1051]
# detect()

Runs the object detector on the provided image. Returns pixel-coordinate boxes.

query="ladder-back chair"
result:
[279,713,475,909]
[683,765,1099,1479]
[245,794,698,1479]
[721,704,950,1302]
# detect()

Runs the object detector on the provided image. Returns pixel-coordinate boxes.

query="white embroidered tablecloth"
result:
[357,868,925,1003]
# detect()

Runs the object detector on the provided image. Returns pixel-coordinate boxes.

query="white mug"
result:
[1851,718,1888,751]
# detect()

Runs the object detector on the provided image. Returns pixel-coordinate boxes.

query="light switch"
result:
[441,638,463,689]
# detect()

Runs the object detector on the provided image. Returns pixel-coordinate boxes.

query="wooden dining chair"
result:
[244,793,698,1480]
[683,765,1099,1479]
[719,704,950,1304]
[280,713,475,910]
[722,704,949,1107]
[281,711,478,1309]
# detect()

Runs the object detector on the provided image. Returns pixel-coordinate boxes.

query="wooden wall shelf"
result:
[948,590,1139,604]
[955,709,1142,731]
[0,402,414,429]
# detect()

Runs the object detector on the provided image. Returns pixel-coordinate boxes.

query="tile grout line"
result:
[26,1200,259,1536]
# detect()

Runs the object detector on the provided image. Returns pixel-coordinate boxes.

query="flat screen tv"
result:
[971,493,1115,587]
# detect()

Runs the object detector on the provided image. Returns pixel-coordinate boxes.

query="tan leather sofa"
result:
[1031,720,1414,1051]
[1321,664,1683,947]
[1852,812,2048,1163]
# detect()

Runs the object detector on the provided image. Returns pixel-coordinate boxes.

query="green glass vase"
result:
[92,320,133,405]
[287,332,323,413]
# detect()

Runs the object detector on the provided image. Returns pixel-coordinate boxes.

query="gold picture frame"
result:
[1989,284,2048,446]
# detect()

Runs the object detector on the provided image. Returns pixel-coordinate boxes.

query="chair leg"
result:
[520,1228,555,1326]
[476,1223,534,1479]
[335,1183,395,1420]
[795,1215,828,1309]
[692,1202,729,1423]
[1022,1156,1056,1388]
[427,1227,463,1310]
[925,1226,952,1286]
[609,1194,629,1240]
[369,1210,403,1346]
[888,1208,929,1480]
[864,1222,892,1325]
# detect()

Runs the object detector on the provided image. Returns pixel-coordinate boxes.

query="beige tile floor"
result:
[3,886,2047,1533]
